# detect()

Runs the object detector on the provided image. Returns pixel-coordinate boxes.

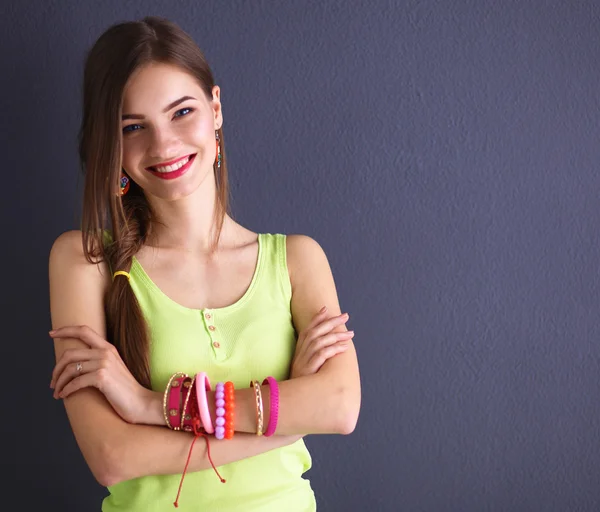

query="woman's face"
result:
[120,62,221,200]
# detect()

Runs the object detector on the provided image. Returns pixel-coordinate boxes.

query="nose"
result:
[147,125,183,162]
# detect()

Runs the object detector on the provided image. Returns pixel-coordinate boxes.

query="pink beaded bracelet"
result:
[262,376,279,437]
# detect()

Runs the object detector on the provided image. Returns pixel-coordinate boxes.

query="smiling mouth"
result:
[147,154,196,173]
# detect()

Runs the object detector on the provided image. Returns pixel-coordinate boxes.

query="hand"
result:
[290,307,354,379]
[49,325,152,424]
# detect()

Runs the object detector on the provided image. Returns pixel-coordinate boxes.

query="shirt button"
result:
[209,325,216,331]
[205,313,212,320]
[213,341,220,348]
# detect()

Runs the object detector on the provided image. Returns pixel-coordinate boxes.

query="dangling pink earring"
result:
[215,131,221,169]
[120,171,130,196]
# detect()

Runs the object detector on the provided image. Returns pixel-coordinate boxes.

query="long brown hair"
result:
[78,16,230,388]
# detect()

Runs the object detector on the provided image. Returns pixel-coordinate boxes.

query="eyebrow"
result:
[122,95,197,121]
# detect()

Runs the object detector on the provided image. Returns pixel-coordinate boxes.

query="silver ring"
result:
[76,362,83,372]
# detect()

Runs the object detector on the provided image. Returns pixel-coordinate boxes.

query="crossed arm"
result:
[49,230,361,487]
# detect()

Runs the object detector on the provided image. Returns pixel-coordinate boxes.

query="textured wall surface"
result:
[2,1,600,510]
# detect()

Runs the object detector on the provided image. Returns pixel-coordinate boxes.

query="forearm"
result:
[227,374,354,435]
[107,421,301,486]
[142,356,360,436]
[225,348,360,435]
[250,347,361,435]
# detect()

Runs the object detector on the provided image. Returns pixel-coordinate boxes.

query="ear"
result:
[211,85,223,130]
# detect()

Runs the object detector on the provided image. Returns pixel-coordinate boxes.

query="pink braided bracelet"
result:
[262,376,279,437]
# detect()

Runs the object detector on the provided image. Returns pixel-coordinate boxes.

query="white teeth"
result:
[153,156,190,173]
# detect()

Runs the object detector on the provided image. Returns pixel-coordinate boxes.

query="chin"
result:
[153,170,212,202]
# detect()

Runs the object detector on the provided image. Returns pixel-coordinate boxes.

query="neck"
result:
[143,175,231,254]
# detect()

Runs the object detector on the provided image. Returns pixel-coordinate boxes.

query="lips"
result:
[146,153,194,172]
[145,153,197,181]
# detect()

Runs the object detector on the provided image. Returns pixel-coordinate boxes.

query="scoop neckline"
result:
[131,233,264,314]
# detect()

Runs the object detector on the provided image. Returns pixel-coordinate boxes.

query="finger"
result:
[58,371,101,399]
[310,331,354,353]
[307,343,350,373]
[51,348,104,387]
[307,313,350,342]
[49,325,106,349]
[301,332,353,371]
[305,306,331,331]
[53,360,102,398]
[295,310,349,362]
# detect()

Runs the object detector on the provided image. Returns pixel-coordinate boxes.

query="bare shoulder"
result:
[285,234,323,254]
[50,229,91,262]
[49,229,110,281]
[49,229,87,267]
[285,233,332,292]
[49,229,81,256]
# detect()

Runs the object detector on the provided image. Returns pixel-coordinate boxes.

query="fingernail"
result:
[49,330,56,335]
[320,306,327,313]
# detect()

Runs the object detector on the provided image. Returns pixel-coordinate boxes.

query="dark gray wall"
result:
[2,1,599,510]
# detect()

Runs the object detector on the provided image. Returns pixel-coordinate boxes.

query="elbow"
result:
[340,418,358,436]
[338,406,359,435]
[95,469,114,489]
[335,389,361,435]
[88,455,113,488]
[75,439,116,488]
[95,440,125,488]
[98,467,120,488]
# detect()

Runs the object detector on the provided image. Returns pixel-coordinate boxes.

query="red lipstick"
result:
[146,154,196,181]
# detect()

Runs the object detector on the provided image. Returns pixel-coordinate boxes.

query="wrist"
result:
[136,389,165,426]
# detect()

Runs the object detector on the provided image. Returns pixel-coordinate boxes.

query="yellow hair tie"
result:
[113,270,131,282]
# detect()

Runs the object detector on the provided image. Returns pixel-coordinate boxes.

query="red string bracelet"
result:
[173,390,226,508]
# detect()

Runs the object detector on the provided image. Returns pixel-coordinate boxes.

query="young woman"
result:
[48,16,360,511]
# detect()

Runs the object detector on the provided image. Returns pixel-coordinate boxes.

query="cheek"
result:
[180,115,214,143]
[121,140,142,170]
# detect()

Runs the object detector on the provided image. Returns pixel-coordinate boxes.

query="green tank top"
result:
[101,232,315,511]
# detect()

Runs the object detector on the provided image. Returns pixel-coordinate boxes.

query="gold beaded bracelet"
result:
[250,380,264,436]
[163,372,187,430]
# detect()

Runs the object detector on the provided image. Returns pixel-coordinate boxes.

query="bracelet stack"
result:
[163,371,280,508]
[162,372,280,437]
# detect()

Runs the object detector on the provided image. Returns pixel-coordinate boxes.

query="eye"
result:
[123,124,141,134]
[174,107,194,118]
